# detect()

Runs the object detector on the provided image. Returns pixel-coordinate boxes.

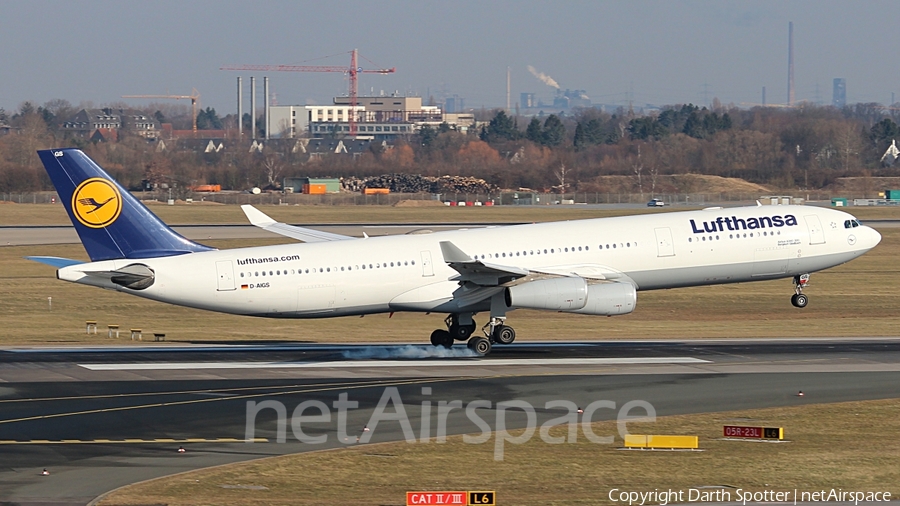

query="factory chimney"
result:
[787,21,795,106]
[237,77,242,140]
[264,76,270,140]
[250,77,256,140]
[506,66,511,113]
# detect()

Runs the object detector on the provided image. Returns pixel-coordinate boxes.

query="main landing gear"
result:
[429,313,517,356]
[791,273,810,308]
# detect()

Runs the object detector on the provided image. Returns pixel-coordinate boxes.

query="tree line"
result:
[1,98,900,194]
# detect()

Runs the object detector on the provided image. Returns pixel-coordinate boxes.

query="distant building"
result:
[444,96,464,113]
[833,78,847,108]
[268,105,360,139]
[553,89,591,110]
[521,93,536,109]
[60,108,161,140]
[268,94,473,139]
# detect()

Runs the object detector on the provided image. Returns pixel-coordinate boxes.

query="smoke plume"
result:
[341,344,477,360]
[527,65,560,89]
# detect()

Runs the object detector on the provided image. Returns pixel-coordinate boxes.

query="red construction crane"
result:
[221,49,395,136]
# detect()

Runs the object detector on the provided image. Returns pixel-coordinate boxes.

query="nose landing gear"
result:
[791,274,810,308]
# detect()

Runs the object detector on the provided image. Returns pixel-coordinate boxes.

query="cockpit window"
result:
[844,220,851,229]
[844,219,861,229]
[853,219,861,227]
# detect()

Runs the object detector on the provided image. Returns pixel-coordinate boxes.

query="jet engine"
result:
[505,277,588,311]
[567,282,636,316]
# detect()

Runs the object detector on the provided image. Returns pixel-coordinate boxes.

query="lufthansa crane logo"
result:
[72,178,122,228]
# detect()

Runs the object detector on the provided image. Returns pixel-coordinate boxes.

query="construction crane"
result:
[220,49,395,136]
[122,88,201,133]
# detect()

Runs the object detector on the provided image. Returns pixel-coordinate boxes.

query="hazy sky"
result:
[1,0,898,116]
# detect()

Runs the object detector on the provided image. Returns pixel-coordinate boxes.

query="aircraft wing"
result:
[241,205,354,243]
[438,241,636,309]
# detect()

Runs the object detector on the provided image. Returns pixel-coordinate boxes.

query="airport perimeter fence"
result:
[0,190,864,206]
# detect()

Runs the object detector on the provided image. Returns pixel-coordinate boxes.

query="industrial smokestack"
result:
[264,76,270,140]
[237,77,243,140]
[787,21,794,106]
[506,66,511,113]
[250,76,256,140]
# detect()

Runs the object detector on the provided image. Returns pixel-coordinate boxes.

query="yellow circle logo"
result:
[72,178,122,228]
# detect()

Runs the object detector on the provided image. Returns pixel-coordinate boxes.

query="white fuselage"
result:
[58,205,881,318]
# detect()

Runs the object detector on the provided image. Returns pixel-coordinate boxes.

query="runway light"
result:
[797,391,805,397]
[577,407,584,414]
[363,425,370,432]
[177,446,186,453]
[41,469,50,476]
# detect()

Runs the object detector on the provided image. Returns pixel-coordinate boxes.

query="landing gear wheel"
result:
[467,336,492,356]
[493,325,516,345]
[793,293,808,308]
[430,329,453,348]
[449,324,476,341]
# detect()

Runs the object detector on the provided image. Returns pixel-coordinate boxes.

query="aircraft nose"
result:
[869,227,882,248]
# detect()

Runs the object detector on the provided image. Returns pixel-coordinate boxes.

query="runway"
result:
[1,338,899,505]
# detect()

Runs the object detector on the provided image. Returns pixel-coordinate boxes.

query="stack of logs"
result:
[341,174,498,194]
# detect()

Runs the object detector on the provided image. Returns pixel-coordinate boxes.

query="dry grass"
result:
[2,225,898,345]
[99,398,900,506]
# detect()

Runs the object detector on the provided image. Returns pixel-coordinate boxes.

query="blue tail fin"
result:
[37,148,214,261]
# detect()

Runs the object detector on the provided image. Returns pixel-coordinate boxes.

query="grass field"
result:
[1,226,897,345]
[97,398,900,506]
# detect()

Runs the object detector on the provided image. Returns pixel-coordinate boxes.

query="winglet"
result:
[439,241,473,263]
[241,204,277,227]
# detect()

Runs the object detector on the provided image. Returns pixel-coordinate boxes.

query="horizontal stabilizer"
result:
[240,205,354,243]
[82,263,155,290]
[26,256,84,268]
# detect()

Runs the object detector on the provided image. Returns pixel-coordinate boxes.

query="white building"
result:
[268,105,362,138]
[268,96,474,139]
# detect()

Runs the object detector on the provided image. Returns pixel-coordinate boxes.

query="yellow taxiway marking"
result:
[0,438,268,445]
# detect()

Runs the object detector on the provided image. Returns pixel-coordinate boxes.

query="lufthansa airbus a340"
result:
[30,149,881,355]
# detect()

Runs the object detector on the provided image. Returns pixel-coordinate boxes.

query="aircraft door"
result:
[804,215,826,245]
[654,227,675,257]
[215,260,236,291]
[420,250,434,277]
